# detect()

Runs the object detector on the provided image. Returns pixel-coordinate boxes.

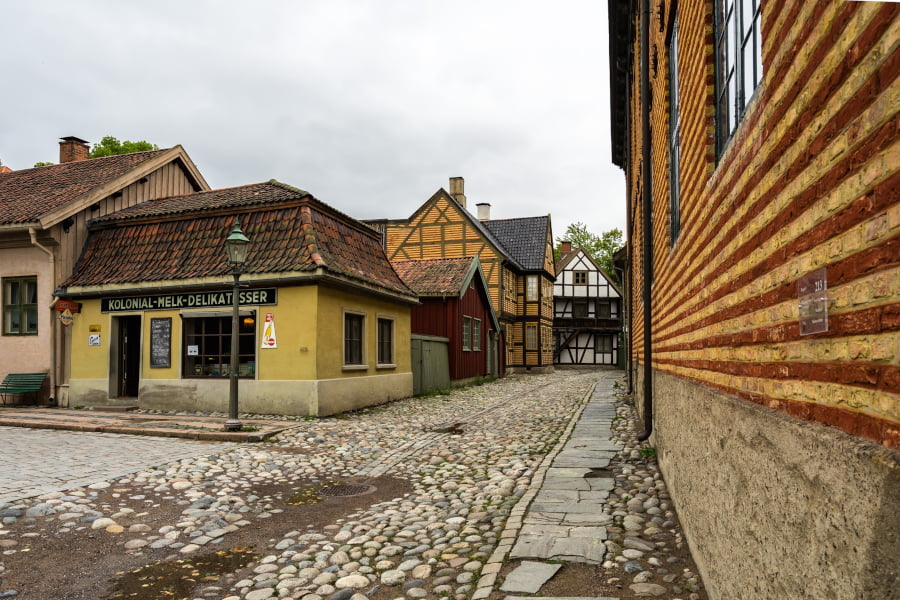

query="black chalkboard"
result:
[150,317,171,368]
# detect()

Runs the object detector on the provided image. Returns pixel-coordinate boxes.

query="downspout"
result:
[29,227,57,403]
[637,0,654,442]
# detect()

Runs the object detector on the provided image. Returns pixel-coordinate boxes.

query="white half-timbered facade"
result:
[553,244,622,365]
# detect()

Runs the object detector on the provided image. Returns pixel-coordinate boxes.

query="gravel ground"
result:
[0,369,706,600]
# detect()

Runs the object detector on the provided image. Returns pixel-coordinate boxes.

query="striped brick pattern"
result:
[627,1,898,446]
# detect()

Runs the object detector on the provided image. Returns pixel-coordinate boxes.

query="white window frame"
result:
[526,275,539,301]
[462,315,472,351]
[472,318,481,351]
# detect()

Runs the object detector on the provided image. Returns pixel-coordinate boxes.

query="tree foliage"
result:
[33,161,55,167]
[89,136,159,158]
[556,222,624,283]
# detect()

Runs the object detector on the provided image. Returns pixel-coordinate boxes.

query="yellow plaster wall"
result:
[315,286,411,380]
[69,299,109,380]
[255,286,318,381]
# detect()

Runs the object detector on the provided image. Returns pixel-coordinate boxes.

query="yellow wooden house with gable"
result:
[369,177,555,373]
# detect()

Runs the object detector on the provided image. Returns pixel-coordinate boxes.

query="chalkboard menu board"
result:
[150,317,172,368]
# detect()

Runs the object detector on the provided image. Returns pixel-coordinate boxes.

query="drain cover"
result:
[319,484,376,497]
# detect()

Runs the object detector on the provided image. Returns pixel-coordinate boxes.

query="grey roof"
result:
[483,216,550,272]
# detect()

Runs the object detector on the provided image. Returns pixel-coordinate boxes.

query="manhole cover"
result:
[319,484,376,497]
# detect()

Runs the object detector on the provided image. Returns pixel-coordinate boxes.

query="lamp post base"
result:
[224,419,243,432]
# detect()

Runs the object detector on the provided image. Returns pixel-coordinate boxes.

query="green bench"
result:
[0,373,48,405]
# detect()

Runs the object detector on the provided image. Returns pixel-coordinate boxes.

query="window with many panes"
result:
[344,312,365,366]
[525,324,538,350]
[574,271,587,285]
[472,318,481,351]
[462,316,472,351]
[2,277,38,335]
[183,316,255,377]
[526,275,538,301]
[377,317,394,365]
[669,14,682,243]
[715,0,762,154]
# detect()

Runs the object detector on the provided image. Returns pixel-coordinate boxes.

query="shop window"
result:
[574,271,587,285]
[377,317,394,366]
[526,275,538,301]
[2,276,38,336]
[463,316,472,351]
[183,316,255,378]
[344,312,365,366]
[472,318,481,351]
[525,324,538,350]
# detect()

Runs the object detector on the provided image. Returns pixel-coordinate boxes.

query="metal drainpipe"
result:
[29,227,57,403]
[637,0,654,442]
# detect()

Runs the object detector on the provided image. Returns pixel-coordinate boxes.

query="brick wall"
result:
[626,0,898,448]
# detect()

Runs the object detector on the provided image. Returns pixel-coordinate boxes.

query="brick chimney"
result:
[476,203,491,221]
[561,241,572,253]
[449,176,466,208]
[59,136,90,163]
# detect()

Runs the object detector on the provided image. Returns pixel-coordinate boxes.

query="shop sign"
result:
[261,312,277,348]
[58,309,75,327]
[101,288,277,312]
[56,299,81,313]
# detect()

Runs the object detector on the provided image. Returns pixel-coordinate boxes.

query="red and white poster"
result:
[261,312,277,348]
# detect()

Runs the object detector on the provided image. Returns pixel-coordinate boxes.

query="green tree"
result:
[33,161,55,167]
[89,136,159,158]
[556,222,624,283]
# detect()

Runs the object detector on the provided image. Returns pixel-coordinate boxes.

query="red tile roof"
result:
[391,257,476,296]
[63,181,416,301]
[0,150,171,225]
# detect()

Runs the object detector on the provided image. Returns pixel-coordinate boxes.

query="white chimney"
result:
[476,203,491,221]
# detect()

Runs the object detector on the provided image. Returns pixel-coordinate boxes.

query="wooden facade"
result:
[553,246,622,365]
[374,178,555,372]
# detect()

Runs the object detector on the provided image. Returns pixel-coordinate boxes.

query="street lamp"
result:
[225,220,250,432]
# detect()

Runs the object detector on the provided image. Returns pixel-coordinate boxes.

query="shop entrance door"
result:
[116,316,141,398]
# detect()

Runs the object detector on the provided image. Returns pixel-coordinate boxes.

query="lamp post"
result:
[224,221,250,432]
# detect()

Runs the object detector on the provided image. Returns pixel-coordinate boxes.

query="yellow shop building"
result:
[58,180,417,416]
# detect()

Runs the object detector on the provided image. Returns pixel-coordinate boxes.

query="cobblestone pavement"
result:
[0,369,706,600]
[0,428,237,504]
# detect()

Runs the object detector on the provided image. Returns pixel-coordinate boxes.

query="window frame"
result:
[525,323,538,351]
[472,318,481,351]
[595,335,614,354]
[715,0,763,155]
[526,275,539,301]
[343,310,366,368]
[182,314,256,378]
[2,276,38,336]
[376,316,395,367]
[573,270,588,285]
[573,299,588,319]
[669,13,682,243]
[462,315,472,351]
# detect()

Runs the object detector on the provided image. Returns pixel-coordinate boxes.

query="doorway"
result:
[115,316,141,398]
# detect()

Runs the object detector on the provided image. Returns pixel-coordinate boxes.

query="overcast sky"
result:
[1,1,626,240]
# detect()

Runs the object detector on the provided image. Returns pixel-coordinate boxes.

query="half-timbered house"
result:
[370,177,555,373]
[0,136,209,406]
[553,242,622,365]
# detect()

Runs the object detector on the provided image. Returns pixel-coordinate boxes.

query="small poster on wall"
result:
[261,312,277,348]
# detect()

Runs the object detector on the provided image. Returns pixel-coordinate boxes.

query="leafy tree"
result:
[89,136,159,158]
[556,222,624,283]
[33,161,55,167]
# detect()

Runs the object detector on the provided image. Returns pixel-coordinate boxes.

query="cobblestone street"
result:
[0,369,705,600]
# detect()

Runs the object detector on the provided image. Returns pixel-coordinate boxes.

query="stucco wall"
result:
[638,369,900,600]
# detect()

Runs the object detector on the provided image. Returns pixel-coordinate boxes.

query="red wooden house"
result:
[392,256,501,386]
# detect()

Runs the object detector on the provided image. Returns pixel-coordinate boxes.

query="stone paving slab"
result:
[499,560,562,593]
[504,597,619,600]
